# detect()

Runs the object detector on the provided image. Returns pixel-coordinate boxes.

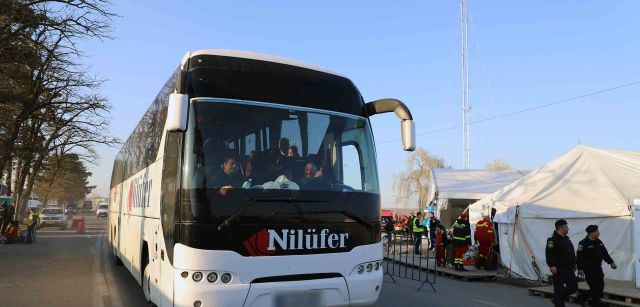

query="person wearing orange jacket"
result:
[474,214,495,269]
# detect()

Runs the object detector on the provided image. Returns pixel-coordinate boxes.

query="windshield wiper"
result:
[217,198,259,231]
[216,197,329,231]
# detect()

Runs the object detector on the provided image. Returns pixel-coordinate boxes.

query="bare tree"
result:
[394,148,445,213]
[485,158,513,171]
[0,1,118,216]
[0,0,115,178]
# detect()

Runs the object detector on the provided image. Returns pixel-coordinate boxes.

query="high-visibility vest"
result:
[28,213,38,226]
[412,217,424,233]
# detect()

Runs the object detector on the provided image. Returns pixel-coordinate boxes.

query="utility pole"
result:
[461,0,470,169]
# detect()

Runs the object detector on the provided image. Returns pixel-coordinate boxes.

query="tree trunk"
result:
[3,157,12,196]
[0,124,20,178]
[14,158,32,219]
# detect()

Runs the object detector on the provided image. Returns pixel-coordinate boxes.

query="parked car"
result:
[96,204,108,218]
[38,207,67,230]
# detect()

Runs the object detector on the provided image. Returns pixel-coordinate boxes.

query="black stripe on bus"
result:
[251,273,343,284]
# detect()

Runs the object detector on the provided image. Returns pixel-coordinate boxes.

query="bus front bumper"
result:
[174,271,381,307]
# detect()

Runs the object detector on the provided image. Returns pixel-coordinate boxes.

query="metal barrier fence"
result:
[383,232,437,292]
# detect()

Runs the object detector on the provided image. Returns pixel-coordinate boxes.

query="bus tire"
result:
[112,248,123,265]
[141,243,152,304]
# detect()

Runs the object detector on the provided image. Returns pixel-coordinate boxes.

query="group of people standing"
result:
[386,209,616,306]
[546,219,616,307]
[387,209,497,272]
[0,202,39,244]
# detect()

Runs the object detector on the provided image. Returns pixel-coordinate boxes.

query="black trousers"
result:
[0,218,9,234]
[413,232,423,254]
[584,270,605,306]
[553,268,578,307]
[26,224,36,243]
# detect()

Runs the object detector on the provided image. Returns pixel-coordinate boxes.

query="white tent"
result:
[426,169,527,226]
[469,145,640,281]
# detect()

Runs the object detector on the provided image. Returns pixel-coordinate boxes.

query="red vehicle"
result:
[394,215,409,232]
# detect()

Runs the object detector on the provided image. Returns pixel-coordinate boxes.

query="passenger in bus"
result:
[277,138,290,157]
[301,162,328,190]
[269,137,295,180]
[286,146,307,182]
[287,146,300,157]
[207,156,244,189]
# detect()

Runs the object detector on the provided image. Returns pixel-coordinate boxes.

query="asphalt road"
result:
[0,214,573,307]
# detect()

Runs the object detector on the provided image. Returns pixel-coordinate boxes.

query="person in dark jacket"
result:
[1,202,12,234]
[427,212,440,251]
[545,219,578,307]
[452,212,471,271]
[383,218,395,244]
[576,225,616,307]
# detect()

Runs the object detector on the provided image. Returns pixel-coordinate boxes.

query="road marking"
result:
[94,229,125,307]
[468,299,507,307]
[92,232,110,307]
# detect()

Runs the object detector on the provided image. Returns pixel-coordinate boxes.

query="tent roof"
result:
[471,145,640,220]
[430,168,528,200]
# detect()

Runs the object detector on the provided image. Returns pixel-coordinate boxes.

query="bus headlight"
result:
[192,272,203,282]
[352,260,382,275]
[207,272,218,283]
[221,273,232,283]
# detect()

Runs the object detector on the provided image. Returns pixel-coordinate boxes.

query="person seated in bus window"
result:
[301,162,328,190]
[245,150,256,178]
[269,137,294,180]
[207,156,244,189]
[287,145,300,157]
[202,137,226,173]
[277,137,290,157]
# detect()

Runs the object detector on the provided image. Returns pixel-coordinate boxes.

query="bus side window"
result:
[341,144,362,190]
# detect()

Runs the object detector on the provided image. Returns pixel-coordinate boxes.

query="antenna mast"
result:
[461,0,470,169]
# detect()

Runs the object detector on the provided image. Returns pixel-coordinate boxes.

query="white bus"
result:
[109,50,415,307]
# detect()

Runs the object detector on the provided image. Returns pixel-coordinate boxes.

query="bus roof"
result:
[187,49,344,78]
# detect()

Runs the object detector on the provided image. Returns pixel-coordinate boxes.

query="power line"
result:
[379,80,640,145]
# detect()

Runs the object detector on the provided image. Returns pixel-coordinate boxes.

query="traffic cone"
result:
[77,216,85,234]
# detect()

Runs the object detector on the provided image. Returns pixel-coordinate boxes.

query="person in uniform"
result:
[576,225,617,307]
[545,219,578,307]
[412,212,425,255]
[452,212,471,271]
[474,214,494,269]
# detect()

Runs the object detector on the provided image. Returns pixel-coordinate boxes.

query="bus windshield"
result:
[183,99,379,195]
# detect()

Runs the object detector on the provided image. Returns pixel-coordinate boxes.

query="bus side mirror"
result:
[365,98,416,151]
[401,119,415,151]
[165,93,189,132]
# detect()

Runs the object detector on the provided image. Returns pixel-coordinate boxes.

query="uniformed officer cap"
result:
[585,225,598,234]
[554,219,567,229]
